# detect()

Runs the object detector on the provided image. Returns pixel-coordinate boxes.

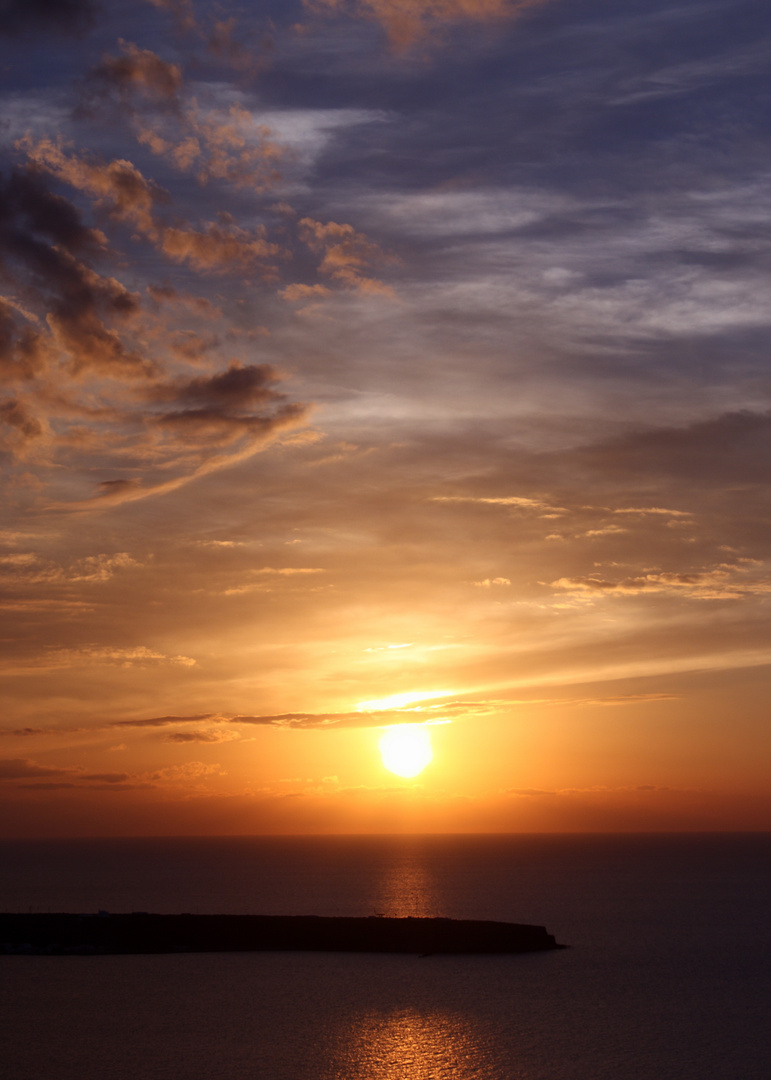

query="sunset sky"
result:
[1,0,770,836]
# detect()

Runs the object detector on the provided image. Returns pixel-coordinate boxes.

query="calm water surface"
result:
[2,834,769,1079]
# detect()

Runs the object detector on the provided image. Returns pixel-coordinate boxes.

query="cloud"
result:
[613,507,692,518]
[306,0,547,50]
[230,698,496,728]
[0,551,139,585]
[18,781,154,791]
[576,411,771,486]
[71,415,308,507]
[0,397,49,460]
[0,296,48,383]
[115,714,216,728]
[85,40,183,106]
[82,44,284,190]
[22,137,161,235]
[1,150,307,507]
[433,494,567,515]
[550,565,771,601]
[144,760,225,782]
[159,220,278,273]
[22,140,280,274]
[151,363,287,408]
[0,757,75,779]
[4,694,677,741]
[80,772,131,782]
[254,567,325,575]
[0,165,149,382]
[280,283,331,302]
[0,646,197,675]
[164,730,241,743]
[298,217,397,296]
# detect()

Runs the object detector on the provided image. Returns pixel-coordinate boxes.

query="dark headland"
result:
[0,913,566,955]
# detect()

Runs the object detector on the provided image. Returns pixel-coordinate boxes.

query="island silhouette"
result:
[0,913,565,955]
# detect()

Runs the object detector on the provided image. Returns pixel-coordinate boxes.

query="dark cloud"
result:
[0,757,73,779]
[136,363,308,451]
[0,168,97,255]
[18,781,154,790]
[231,702,476,728]
[81,771,131,782]
[0,0,98,38]
[115,714,217,728]
[575,411,771,485]
[164,364,284,408]
[17,782,81,790]
[96,479,140,496]
[0,167,148,378]
[164,730,239,742]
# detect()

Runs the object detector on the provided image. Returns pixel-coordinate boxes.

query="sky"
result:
[1,0,770,836]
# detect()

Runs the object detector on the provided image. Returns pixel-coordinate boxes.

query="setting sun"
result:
[378,725,433,778]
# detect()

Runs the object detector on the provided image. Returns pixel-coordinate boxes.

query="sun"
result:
[379,725,433,778]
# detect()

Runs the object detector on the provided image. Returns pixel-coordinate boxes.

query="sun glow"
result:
[378,725,433,778]
[358,689,457,711]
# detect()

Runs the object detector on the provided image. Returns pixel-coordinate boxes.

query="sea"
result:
[1,833,769,1080]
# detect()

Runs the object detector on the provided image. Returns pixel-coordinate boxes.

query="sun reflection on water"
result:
[327,1010,491,1080]
[370,841,444,917]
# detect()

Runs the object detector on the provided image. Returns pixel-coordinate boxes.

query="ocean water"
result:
[1,833,769,1079]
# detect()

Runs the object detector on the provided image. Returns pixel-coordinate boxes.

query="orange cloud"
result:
[0,398,50,460]
[87,39,183,103]
[550,565,771,600]
[306,0,547,49]
[160,219,279,273]
[22,140,280,274]
[280,283,332,302]
[298,217,397,296]
[21,137,160,235]
[83,43,284,191]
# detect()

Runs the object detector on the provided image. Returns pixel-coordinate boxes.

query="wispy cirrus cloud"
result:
[550,565,771,601]
[0,646,196,676]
